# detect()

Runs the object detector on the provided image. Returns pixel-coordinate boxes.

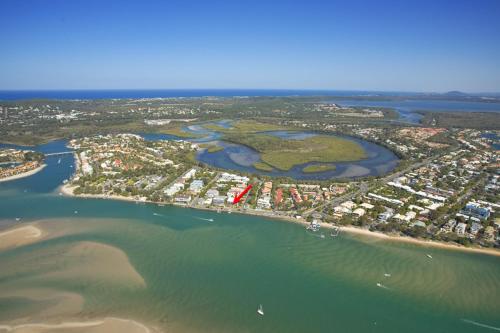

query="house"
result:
[189,179,204,193]
[182,168,197,180]
[378,209,394,222]
[257,197,271,209]
[352,208,366,217]
[441,219,457,233]
[360,203,374,210]
[175,195,192,204]
[164,182,184,196]
[205,189,219,198]
[411,221,426,228]
[455,222,467,236]
[212,195,226,206]
[470,222,483,236]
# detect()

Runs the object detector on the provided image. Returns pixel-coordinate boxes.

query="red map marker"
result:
[233,184,253,204]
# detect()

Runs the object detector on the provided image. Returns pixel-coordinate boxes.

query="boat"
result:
[320,234,326,239]
[330,226,340,237]
[74,210,78,214]
[57,158,61,164]
[384,273,391,277]
[15,217,21,222]
[426,254,433,259]
[376,283,382,287]
[257,304,264,316]
[306,220,320,232]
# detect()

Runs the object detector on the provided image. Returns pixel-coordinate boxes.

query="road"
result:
[302,154,442,218]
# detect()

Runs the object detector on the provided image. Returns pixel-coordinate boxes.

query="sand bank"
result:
[0,225,43,251]
[0,317,156,333]
[0,288,84,319]
[0,164,46,183]
[48,241,146,287]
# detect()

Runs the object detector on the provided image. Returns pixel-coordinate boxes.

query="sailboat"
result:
[257,304,264,316]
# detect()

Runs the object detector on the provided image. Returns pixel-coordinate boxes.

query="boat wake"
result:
[376,282,390,290]
[461,319,500,331]
[194,216,214,222]
[152,212,164,217]
[307,232,325,239]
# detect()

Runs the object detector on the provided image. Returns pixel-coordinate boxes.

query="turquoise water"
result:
[0,142,499,332]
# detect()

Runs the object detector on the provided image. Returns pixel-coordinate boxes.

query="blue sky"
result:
[1,0,499,92]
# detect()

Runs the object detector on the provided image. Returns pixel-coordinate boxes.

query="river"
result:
[0,140,499,333]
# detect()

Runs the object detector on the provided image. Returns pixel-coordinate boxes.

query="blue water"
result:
[195,128,399,180]
[0,89,422,101]
[0,140,74,193]
[332,99,500,124]
[481,133,500,150]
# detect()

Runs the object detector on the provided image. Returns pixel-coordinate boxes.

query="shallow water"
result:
[0,141,499,332]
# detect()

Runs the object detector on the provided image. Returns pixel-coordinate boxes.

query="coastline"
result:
[0,164,47,183]
[59,183,500,257]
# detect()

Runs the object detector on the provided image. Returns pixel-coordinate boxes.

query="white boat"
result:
[15,217,21,222]
[257,304,264,316]
[384,273,391,277]
[376,283,382,287]
[74,210,78,214]
[57,158,61,164]
[426,254,433,259]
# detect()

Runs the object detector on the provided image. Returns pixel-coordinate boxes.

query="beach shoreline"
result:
[0,163,47,183]
[59,183,500,257]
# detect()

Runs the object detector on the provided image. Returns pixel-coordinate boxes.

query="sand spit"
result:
[0,225,43,251]
[0,164,46,183]
[0,317,156,333]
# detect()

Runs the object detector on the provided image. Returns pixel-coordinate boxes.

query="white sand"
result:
[0,164,46,183]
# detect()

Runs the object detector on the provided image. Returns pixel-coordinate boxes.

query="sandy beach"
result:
[59,183,500,257]
[0,164,47,183]
[59,184,142,203]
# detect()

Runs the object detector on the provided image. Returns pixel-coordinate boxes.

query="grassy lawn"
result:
[224,133,366,171]
[302,164,336,173]
[253,161,274,171]
[206,145,224,153]
[159,126,203,138]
